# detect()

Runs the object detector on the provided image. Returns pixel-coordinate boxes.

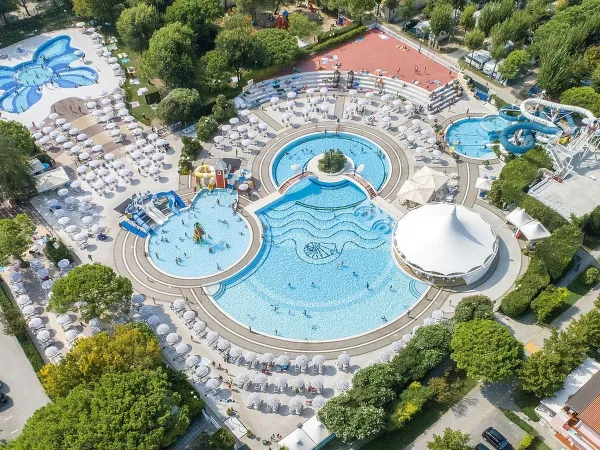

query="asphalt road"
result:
[0,327,49,443]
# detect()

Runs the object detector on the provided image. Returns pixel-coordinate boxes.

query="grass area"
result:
[514,388,541,422]
[361,377,479,450]
[544,265,596,323]
[0,283,45,373]
[0,7,71,47]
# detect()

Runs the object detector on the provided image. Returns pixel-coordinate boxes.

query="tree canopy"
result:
[498,50,530,80]
[144,22,196,87]
[215,16,259,82]
[165,0,222,41]
[427,428,474,450]
[156,88,201,124]
[0,214,33,265]
[429,3,453,41]
[451,320,524,381]
[48,264,132,321]
[464,29,485,57]
[288,12,318,38]
[199,50,232,91]
[459,4,478,32]
[0,121,37,201]
[116,4,162,52]
[72,0,123,20]
[453,295,495,323]
[5,369,190,450]
[39,323,162,399]
[254,28,300,67]
[477,0,514,36]
[317,395,385,442]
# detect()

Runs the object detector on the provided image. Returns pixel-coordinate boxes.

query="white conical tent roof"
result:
[519,220,551,241]
[394,203,498,277]
[506,207,533,228]
[397,179,435,205]
[411,166,449,190]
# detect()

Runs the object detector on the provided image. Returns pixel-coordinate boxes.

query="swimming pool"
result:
[209,178,426,340]
[147,190,251,278]
[0,35,98,113]
[272,133,390,191]
[445,115,508,159]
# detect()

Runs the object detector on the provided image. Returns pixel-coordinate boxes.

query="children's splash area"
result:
[0,35,98,113]
[140,190,251,278]
[207,178,426,341]
[445,115,508,159]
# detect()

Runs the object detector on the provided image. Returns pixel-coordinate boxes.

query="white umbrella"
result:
[77,134,87,142]
[49,112,59,120]
[140,158,152,167]
[65,225,78,234]
[195,365,209,378]
[125,144,136,153]
[241,138,252,147]
[105,122,116,130]
[101,98,111,105]
[156,139,167,146]
[73,232,88,242]
[270,96,280,104]
[45,346,59,358]
[415,146,425,155]
[283,112,292,120]
[406,135,417,143]
[69,128,79,136]
[229,117,239,125]
[89,160,100,169]
[131,150,142,159]
[312,395,327,409]
[82,216,94,226]
[86,101,97,109]
[156,324,170,336]
[49,130,60,138]
[475,177,493,191]
[217,338,230,351]
[104,153,115,162]
[92,180,105,190]
[286,91,297,99]
[127,122,138,130]
[135,138,147,146]
[206,377,221,391]
[149,166,160,175]
[185,355,199,368]
[56,135,67,144]
[97,168,109,177]
[33,132,43,140]
[58,216,70,226]
[176,343,190,355]
[320,87,328,95]
[420,129,430,136]
[42,126,53,134]
[193,321,207,333]
[84,139,94,147]
[57,188,69,197]
[110,129,121,137]
[41,279,54,291]
[17,295,31,307]
[80,152,90,161]
[229,132,240,141]
[258,123,268,130]
[118,109,128,117]
[92,110,102,117]
[166,333,180,345]
[433,149,442,158]
[152,153,164,162]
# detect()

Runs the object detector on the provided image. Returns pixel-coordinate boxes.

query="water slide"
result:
[155,190,186,215]
[130,212,154,235]
[500,121,561,154]
[144,203,167,225]
[120,220,148,238]
[520,97,596,128]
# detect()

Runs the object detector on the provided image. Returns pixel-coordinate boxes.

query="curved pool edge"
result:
[444,115,505,161]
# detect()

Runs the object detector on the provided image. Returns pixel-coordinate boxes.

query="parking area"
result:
[0,328,49,443]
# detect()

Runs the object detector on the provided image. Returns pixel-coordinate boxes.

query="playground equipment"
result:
[275,10,289,30]
[308,1,316,12]
[193,222,205,243]
[155,190,186,215]
[121,190,187,238]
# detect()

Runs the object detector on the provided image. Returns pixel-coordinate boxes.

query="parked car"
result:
[482,427,512,450]
[0,393,7,405]
[476,444,491,450]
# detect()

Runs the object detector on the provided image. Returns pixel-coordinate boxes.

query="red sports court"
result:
[295,29,455,91]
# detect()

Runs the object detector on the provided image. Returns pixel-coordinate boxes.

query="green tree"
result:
[39,324,162,399]
[6,369,190,450]
[560,86,600,117]
[490,9,532,47]
[0,121,37,200]
[586,267,600,286]
[215,18,259,82]
[427,428,474,450]
[453,295,495,323]
[384,0,399,20]
[534,224,583,280]
[464,29,485,63]
[569,308,600,355]
[165,0,222,42]
[318,149,347,173]
[429,3,453,42]
[477,0,513,36]
[195,116,219,142]
[156,88,201,124]
[211,94,236,123]
[317,395,385,442]
[584,46,600,73]
[388,381,434,430]
[254,28,300,67]
[538,38,586,96]
[498,49,530,80]
[526,0,550,27]
[198,50,232,91]
[0,214,34,265]
[451,319,524,381]
[288,12,318,38]
[398,0,416,22]
[144,22,196,87]
[460,4,478,32]
[72,0,124,20]
[48,264,132,321]
[531,285,569,323]
[116,4,162,51]
[519,350,570,398]
[0,0,17,23]
[209,428,236,450]
[347,0,376,20]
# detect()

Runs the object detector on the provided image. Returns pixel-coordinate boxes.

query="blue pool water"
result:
[446,115,508,159]
[210,179,426,340]
[0,35,98,113]
[272,133,390,190]
[147,190,250,278]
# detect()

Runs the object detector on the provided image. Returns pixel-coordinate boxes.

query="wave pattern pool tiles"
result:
[147,190,250,278]
[211,179,426,340]
[446,115,508,159]
[0,35,98,113]
[272,133,390,190]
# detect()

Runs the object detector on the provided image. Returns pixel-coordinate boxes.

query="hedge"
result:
[518,195,567,232]
[501,257,550,317]
[534,224,583,280]
[44,238,74,266]
[311,26,368,54]
[317,22,361,44]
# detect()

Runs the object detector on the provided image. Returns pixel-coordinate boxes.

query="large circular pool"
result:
[271,132,390,190]
[446,115,508,159]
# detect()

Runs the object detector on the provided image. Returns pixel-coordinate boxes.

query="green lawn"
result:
[544,265,597,323]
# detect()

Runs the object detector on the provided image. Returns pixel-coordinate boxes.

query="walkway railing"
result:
[345,172,377,198]
[278,171,314,194]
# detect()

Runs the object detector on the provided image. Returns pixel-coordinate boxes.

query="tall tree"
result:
[48,264,132,321]
[464,28,485,62]
[144,22,196,87]
[384,0,399,20]
[0,214,34,265]
[116,4,162,51]
[5,369,191,450]
[253,28,299,67]
[398,0,416,22]
[39,323,162,399]
[198,50,232,91]
[453,295,495,323]
[165,0,222,42]
[459,4,478,33]
[0,121,37,201]
[156,88,201,124]
[317,395,385,442]
[429,3,453,43]
[0,0,17,23]
[72,0,124,20]
[288,12,318,38]
[215,16,259,83]
[347,0,376,20]
[477,0,513,36]
[427,428,474,450]
[498,49,530,80]
[451,319,524,381]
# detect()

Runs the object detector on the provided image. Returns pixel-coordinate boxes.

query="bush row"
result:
[316,22,361,44]
[501,257,550,317]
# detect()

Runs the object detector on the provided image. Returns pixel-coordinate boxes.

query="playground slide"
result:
[131,212,154,235]
[156,191,186,215]
[498,105,522,122]
[520,98,596,129]
[120,221,148,238]
[500,121,561,154]
[144,203,167,225]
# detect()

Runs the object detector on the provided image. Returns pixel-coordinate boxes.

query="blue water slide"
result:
[131,212,154,235]
[155,190,186,215]
[499,105,522,122]
[499,122,561,154]
[120,220,148,238]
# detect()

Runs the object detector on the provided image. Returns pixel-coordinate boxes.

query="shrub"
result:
[518,433,535,450]
[195,116,219,142]
[318,149,347,173]
[453,295,494,322]
[501,257,550,317]
[44,238,74,266]
[387,382,434,430]
[531,285,568,323]
[519,195,568,232]
[211,94,236,124]
[317,22,360,43]
[585,267,600,286]
[156,88,201,125]
[311,26,367,54]
[534,224,583,280]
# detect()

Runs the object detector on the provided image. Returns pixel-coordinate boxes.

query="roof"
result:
[466,49,491,65]
[506,207,533,228]
[578,395,600,434]
[542,358,600,415]
[34,166,70,193]
[566,370,600,413]
[393,203,498,276]
[519,220,551,241]
[302,416,332,445]
[278,418,332,450]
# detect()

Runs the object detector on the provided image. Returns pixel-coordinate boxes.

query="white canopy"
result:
[519,220,551,241]
[506,207,533,229]
[411,166,449,190]
[397,179,434,205]
[34,166,70,193]
[394,203,498,279]
[475,177,493,191]
[278,417,332,450]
